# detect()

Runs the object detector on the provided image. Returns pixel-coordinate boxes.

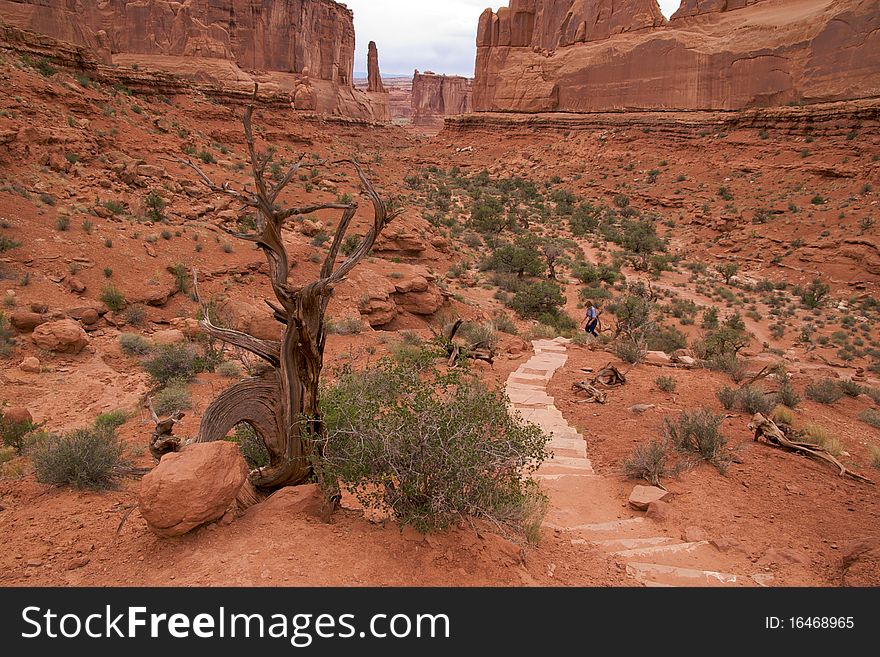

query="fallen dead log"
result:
[571,362,627,403]
[749,413,873,484]
[147,397,185,461]
[443,319,495,366]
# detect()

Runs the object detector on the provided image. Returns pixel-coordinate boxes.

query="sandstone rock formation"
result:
[474,0,880,112]
[139,442,249,538]
[412,70,472,128]
[31,319,89,354]
[367,41,385,93]
[0,0,389,121]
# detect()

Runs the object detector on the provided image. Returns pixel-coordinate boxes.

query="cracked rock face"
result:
[474,0,880,113]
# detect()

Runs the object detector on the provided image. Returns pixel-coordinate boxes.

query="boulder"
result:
[19,357,41,373]
[138,442,249,538]
[645,500,671,522]
[2,407,33,425]
[11,311,47,332]
[216,297,282,341]
[32,319,89,354]
[841,538,880,587]
[643,351,672,366]
[151,329,186,346]
[66,276,86,294]
[68,307,100,325]
[628,485,671,511]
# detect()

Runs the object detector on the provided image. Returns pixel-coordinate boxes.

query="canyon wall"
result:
[412,71,472,128]
[474,0,880,112]
[0,0,389,120]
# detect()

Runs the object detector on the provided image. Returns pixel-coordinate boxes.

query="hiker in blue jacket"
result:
[584,301,601,337]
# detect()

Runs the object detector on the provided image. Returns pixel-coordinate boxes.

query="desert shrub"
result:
[703,353,748,382]
[859,408,880,429]
[655,376,676,393]
[119,333,151,356]
[799,424,843,457]
[315,358,550,536]
[664,408,729,472]
[511,280,566,320]
[326,316,363,335]
[805,378,843,404]
[456,321,499,351]
[152,379,192,416]
[624,439,676,487]
[100,284,126,312]
[798,278,830,309]
[493,313,518,335]
[647,325,687,354]
[216,361,241,378]
[615,339,646,364]
[839,379,863,398]
[777,376,801,409]
[0,236,21,253]
[0,312,14,356]
[145,191,166,222]
[225,423,270,469]
[124,305,146,327]
[1,411,40,453]
[481,239,544,277]
[870,446,880,470]
[143,343,201,384]
[772,406,794,426]
[736,385,775,415]
[716,386,739,410]
[31,427,124,490]
[94,410,128,433]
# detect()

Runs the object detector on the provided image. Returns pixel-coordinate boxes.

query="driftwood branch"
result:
[749,413,873,484]
[572,363,626,403]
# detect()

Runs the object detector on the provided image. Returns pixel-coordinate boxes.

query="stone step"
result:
[534,473,600,482]
[625,562,745,587]
[610,540,709,559]
[545,517,645,533]
[594,536,680,551]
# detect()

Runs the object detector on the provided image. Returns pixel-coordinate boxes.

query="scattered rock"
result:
[66,276,86,293]
[32,319,89,354]
[683,526,708,542]
[645,499,671,522]
[710,537,746,554]
[139,442,249,538]
[628,485,671,511]
[628,404,655,415]
[757,547,811,568]
[66,556,90,570]
[19,357,41,373]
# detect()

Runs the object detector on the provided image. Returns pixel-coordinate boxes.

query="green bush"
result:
[143,343,201,384]
[624,439,676,487]
[153,379,192,416]
[94,410,128,433]
[315,358,550,536]
[839,379,863,398]
[31,427,124,489]
[716,386,738,410]
[100,284,126,312]
[805,378,843,404]
[736,385,775,415]
[655,376,676,393]
[119,333,152,356]
[664,408,729,472]
[777,376,801,409]
[1,411,40,453]
[225,423,269,469]
[647,325,687,354]
[216,361,241,378]
[615,339,646,364]
[511,280,566,320]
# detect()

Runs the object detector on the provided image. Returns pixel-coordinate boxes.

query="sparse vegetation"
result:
[143,343,201,384]
[624,439,676,487]
[32,424,125,490]
[664,408,730,472]
[805,378,843,404]
[100,284,126,312]
[119,333,152,356]
[153,379,192,416]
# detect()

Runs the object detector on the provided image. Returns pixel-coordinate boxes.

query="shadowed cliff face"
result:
[0,0,357,86]
[474,0,880,113]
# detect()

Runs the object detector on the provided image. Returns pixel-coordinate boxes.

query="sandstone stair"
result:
[506,338,770,588]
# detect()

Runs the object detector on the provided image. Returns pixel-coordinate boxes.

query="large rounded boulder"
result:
[31,319,89,354]
[139,442,249,538]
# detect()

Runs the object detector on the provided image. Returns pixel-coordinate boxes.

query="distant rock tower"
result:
[367,41,386,93]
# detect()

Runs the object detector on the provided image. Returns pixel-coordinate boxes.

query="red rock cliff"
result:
[474,0,880,112]
[412,71,472,122]
[0,0,391,119]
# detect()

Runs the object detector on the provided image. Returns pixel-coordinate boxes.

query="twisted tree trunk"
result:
[177,92,400,505]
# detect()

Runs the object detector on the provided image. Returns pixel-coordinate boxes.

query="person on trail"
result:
[584,301,601,337]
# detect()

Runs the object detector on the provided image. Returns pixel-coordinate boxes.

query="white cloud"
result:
[346,1,682,78]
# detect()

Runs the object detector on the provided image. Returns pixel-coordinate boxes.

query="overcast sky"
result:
[348,1,683,78]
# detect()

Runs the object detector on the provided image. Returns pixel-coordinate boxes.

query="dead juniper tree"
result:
[175,98,400,510]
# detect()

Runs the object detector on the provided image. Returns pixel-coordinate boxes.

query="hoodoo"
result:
[474,0,880,112]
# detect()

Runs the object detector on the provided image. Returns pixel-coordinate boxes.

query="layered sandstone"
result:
[412,70,472,128]
[0,0,389,120]
[474,0,880,113]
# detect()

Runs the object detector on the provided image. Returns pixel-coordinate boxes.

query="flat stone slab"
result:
[629,485,672,511]
[626,562,742,587]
